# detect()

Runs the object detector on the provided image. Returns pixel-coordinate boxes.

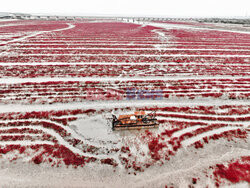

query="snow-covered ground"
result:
[0,19,249,187]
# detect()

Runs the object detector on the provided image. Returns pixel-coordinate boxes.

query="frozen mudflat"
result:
[0,138,248,187]
[0,18,249,187]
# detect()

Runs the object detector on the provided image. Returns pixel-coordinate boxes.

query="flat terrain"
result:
[0,18,249,187]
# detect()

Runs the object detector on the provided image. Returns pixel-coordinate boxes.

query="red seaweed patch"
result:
[213,157,250,185]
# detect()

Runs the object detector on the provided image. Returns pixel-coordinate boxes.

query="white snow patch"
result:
[6,53,250,58]
[0,140,53,145]
[10,47,250,51]
[172,125,204,138]
[0,23,75,46]
[144,22,250,35]
[70,114,119,142]
[0,62,247,66]
[182,126,243,147]
[0,99,249,113]
[0,75,249,84]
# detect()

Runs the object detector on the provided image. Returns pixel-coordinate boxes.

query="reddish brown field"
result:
[0,18,249,187]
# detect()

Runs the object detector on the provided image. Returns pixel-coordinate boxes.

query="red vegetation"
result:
[101,158,118,167]
[148,138,166,160]
[0,144,97,167]
[0,20,249,180]
[1,78,249,105]
[32,155,43,164]
[121,146,130,153]
[192,178,197,184]
[213,158,250,184]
